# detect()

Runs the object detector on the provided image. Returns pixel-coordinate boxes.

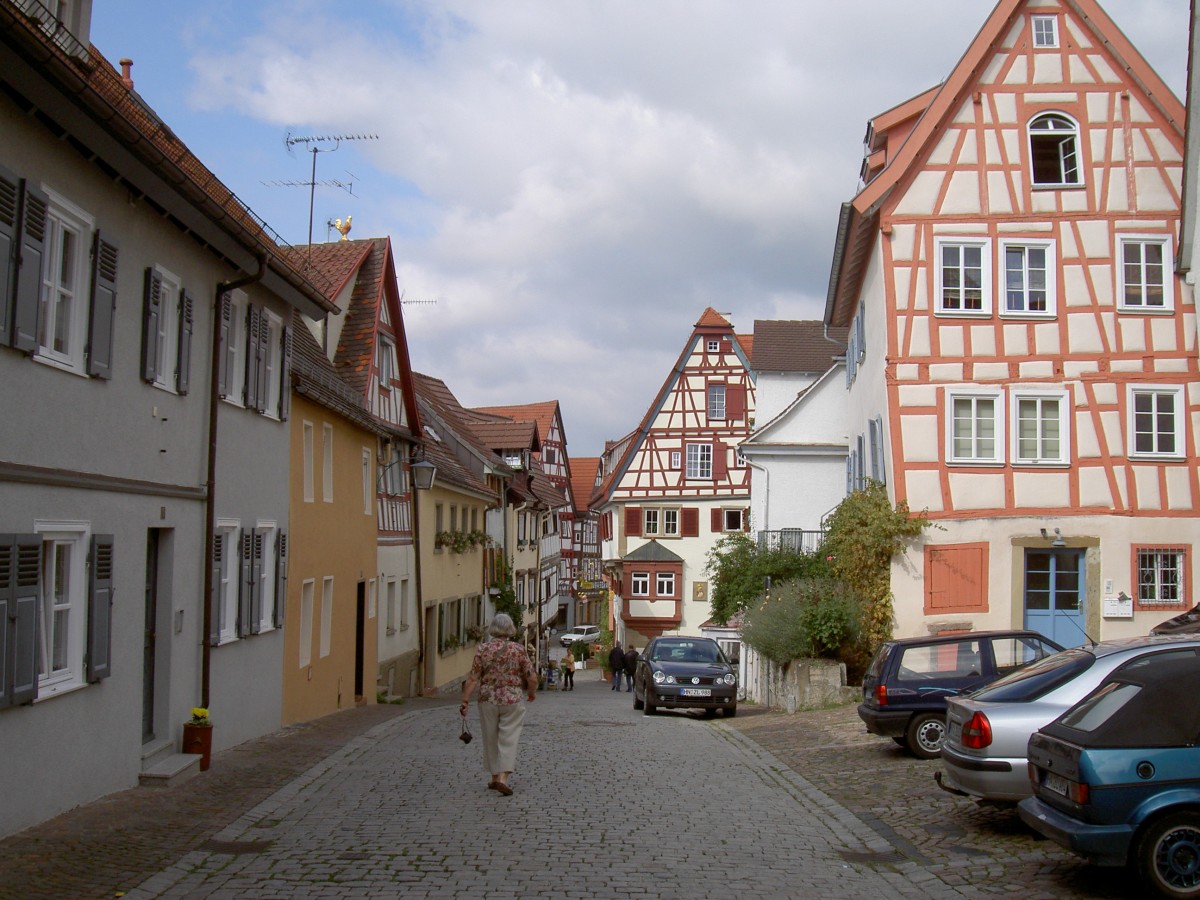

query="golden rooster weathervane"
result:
[333,216,352,240]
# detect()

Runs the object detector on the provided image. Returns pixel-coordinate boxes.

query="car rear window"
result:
[896,640,983,680]
[969,648,1093,702]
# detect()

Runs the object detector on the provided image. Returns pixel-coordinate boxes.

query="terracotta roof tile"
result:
[570,457,600,512]
[751,320,848,373]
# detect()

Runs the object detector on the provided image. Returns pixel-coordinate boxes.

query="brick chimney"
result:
[119,58,134,90]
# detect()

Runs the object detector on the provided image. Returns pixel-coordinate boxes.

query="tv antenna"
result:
[268,131,378,248]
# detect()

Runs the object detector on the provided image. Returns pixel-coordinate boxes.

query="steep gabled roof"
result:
[290,312,388,437]
[471,401,562,444]
[412,372,514,492]
[570,457,600,513]
[825,0,1186,327]
[469,419,541,453]
[751,321,848,374]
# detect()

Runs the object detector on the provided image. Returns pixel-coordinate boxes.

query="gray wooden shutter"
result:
[0,535,42,707]
[0,166,19,348]
[237,531,253,638]
[12,184,48,354]
[86,534,114,683]
[249,528,265,634]
[86,233,118,379]
[245,305,262,410]
[217,292,231,398]
[254,311,270,413]
[273,531,288,628]
[176,291,194,395]
[140,267,162,382]
[279,324,292,421]
[208,532,223,646]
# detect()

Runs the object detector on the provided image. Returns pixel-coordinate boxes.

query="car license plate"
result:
[681,688,711,697]
[1043,772,1069,797]
[948,721,961,741]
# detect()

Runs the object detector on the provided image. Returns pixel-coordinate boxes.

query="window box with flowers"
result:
[182,707,213,771]
[435,530,491,554]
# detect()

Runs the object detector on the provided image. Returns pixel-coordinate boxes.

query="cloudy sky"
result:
[92,0,1191,457]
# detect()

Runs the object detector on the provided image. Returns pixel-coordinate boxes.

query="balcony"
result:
[757,528,824,554]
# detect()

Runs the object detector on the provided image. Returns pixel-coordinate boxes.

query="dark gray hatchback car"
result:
[858,629,1064,759]
[633,636,738,717]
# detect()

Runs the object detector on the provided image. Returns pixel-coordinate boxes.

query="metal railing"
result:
[757,528,825,554]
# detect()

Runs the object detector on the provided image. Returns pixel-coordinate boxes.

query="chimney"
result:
[119,58,134,90]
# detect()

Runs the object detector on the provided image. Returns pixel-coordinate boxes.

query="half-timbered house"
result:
[825,0,1199,646]
[594,309,755,644]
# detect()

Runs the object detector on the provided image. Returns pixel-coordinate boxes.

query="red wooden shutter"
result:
[625,507,642,537]
[711,509,722,533]
[743,508,751,532]
[727,384,746,421]
[681,508,699,537]
[713,441,727,480]
[720,338,732,354]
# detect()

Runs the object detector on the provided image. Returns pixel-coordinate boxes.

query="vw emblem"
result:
[691,676,699,684]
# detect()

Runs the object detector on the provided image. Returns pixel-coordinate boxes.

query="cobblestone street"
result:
[0,673,1141,898]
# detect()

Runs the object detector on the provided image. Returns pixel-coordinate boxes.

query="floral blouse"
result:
[471,639,537,706]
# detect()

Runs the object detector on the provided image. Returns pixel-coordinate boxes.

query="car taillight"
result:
[1069,781,1090,804]
[961,711,992,750]
[874,684,887,706]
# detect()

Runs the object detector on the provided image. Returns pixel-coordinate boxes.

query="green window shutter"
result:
[0,166,19,348]
[176,291,194,395]
[86,535,115,683]
[140,267,162,382]
[12,184,48,355]
[86,233,119,379]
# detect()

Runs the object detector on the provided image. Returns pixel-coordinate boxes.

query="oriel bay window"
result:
[656,572,676,596]
[631,572,650,596]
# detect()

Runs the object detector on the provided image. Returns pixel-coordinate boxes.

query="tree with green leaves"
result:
[704,533,831,625]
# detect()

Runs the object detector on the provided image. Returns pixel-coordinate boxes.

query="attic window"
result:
[1029,114,1080,187]
[1032,15,1058,48]
[504,452,524,469]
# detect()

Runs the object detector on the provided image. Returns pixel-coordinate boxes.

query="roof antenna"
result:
[266,131,377,252]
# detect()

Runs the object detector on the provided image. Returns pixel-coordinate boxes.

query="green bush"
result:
[740,577,862,666]
[705,534,832,624]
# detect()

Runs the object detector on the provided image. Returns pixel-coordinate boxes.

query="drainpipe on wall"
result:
[201,256,267,709]
[743,457,770,533]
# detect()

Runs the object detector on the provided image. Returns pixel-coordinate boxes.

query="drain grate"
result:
[836,849,907,866]
[200,839,274,855]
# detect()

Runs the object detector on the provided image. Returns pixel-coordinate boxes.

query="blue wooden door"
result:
[1024,549,1087,647]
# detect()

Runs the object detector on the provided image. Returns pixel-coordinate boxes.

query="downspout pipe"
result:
[201,255,268,709]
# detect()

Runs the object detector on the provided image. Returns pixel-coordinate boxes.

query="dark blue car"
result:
[1019,649,1200,898]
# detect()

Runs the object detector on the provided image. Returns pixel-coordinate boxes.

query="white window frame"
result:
[224,290,249,407]
[150,265,183,392]
[631,572,650,597]
[935,237,992,315]
[706,339,720,353]
[36,189,93,374]
[1032,15,1058,47]
[302,421,315,503]
[399,578,409,629]
[1011,388,1069,466]
[1029,113,1082,188]
[708,383,726,420]
[320,576,333,658]
[322,423,334,503]
[378,335,396,388]
[262,310,284,420]
[722,508,744,532]
[670,450,681,470]
[1000,239,1056,316]
[1117,235,1173,312]
[656,572,675,597]
[686,443,713,479]
[1136,547,1187,608]
[257,520,278,633]
[643,508,660,536]
[216,519,240,644]
[1127,384,1185,459]
[947,388,1004,465]
[299,578,314,668]
[385,578,396,635]
[33,520,89,696]
[662,508,680,537]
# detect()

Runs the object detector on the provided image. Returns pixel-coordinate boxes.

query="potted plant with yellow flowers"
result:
[182,707,213,771]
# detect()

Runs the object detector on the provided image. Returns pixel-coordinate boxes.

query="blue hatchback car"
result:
[1018,648,1200,898]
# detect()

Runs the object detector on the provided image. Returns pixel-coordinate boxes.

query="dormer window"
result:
[1029,114,1080,187]
[1032,15,1058,48]
[377,335,396,388]
[503,451,525,469]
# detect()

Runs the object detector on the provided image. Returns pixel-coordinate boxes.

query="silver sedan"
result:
[937,634,1200,803]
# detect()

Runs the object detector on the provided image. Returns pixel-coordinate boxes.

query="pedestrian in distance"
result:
[560,646,575,691]
[459,613,538,796]
[623,645,639,692]
[609,640,624,691]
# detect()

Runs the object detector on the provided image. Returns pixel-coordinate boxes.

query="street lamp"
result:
[411,458,436,491]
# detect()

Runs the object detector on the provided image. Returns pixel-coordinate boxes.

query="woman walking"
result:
[460,613,538,795]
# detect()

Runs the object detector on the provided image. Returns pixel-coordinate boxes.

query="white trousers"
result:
[478,700,526,775]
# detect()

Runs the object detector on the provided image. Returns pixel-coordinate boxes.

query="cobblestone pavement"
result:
[0,676,1140,899]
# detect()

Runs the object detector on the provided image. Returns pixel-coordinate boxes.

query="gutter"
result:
[200,256,267,709]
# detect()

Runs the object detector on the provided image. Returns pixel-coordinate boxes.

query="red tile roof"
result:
[570,457,600,512]
[751,320,848,373]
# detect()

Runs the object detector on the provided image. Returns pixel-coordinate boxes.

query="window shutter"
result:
[710,509,722,533]
[625,507,642,537]
[279,323,292,421]
[176,291,194,395]
[743,508,750,532]
[245,305,262,410]
[713,441,727,480]
[681,508,699,537]
[217,293,232,398]
[254,310,270,413]
[249,528,265,634]
[0,166,19,348]
[86,233,118,379]
[237,531,253,638]
[208,533,223,646]
[0,535,42,707]
[870,415,886,485]
[140,267,162,382]
[12,184,48,354]
[720,338,732,354]
[273,531,288,628]
[86,534,114,683]
[727,384,746,421]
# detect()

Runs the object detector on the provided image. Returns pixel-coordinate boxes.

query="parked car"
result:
[938,636,1200,803]
[633,636,737,717]
[1151,604,1200,636]
[858,630,1063,759]
[1018,649,1200,898]
[559,625,601,648]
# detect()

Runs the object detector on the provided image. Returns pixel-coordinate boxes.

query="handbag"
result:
[459,712,473,744]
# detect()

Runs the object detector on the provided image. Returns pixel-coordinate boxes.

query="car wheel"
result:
[633,689,644,711]
[644,693,657,716]
[905,713,946,759]
[723,704,737,718]
[892,737,908,747]
[1136,811,1200,898]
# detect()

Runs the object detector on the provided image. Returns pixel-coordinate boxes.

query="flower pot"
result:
[182,723,213,771]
